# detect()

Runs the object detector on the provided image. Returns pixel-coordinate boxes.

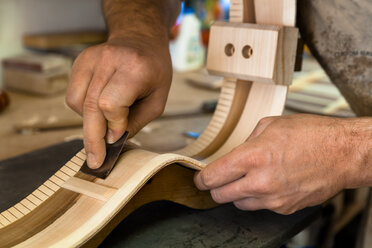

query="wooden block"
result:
[3,67,69,96]
[61,177,117,202]
[207,22,298,85]
[2,53,69,72]
[23,31,107,50]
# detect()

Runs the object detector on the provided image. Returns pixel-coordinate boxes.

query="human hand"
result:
[194,114,370,214]
[66,37,172,169]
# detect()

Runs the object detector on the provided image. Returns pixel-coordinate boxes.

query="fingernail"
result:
[107,129,115,144]
[87,153,99,168]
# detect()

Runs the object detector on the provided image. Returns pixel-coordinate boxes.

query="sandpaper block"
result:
[80,131,129,179]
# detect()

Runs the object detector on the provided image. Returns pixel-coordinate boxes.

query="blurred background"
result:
[0,1,364,248]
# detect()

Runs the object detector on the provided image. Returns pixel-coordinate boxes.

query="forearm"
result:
[344,117,372,188]
[102,0,180,49]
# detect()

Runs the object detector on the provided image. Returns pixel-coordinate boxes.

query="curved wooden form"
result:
[0,1,298,247]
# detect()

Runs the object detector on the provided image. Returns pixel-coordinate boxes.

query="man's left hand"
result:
[194,114,370,214]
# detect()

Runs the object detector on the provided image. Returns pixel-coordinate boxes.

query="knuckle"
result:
[250,175,272,194]
[257,116,275,127]
[152,103,166,118]
[98,96,116,113]
[65,93,81,112]
[126,51,147,71]
[126,49,143,62]
[101,44,115,57]
[210,189,224,204]
[99,44,119,65]
[199,169,215,188]
[257,116,278,129]
[83,97,99,113]
[237,182,251,197]
[269,199,284,210]
[78,46,96,60]
[233,201,249,211]
[244,151,264,168]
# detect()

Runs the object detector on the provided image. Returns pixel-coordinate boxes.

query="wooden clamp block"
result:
[207,21,298,85]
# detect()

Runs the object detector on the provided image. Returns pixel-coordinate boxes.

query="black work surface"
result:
[0,141,321,248]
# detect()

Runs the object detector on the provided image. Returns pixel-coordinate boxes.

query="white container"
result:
[171,9,205,72]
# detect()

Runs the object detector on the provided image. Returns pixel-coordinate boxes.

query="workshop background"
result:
[0,0,370,248]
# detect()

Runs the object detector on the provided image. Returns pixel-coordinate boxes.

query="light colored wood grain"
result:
[206,82,288,162]
[8,208,23,219]
[254,0,296,26]
[176,79,250,158]
[62,177,117,202]
[44,180,60,191]
[0,215,10,226]
[50,175,64,186]
[33,190,48,201]
[2,211,17,222]
[38,185,54,196]
[71,156,84,166]
[66,161,81,172]
[20,199,36,211]
[14,203,30,215]
[207,22,297,85]
[60,166,76,177]
[26,194,43,206]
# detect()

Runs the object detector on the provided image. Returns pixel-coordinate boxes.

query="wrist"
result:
[103,0,178,48]
[342,117,372,188]
[107,24,170,47]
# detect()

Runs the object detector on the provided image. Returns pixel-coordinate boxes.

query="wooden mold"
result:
[207,22,298,85]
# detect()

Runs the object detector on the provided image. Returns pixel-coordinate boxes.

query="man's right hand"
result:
[66,37,173,169]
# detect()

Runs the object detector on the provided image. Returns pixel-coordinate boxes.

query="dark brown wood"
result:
[0,90,10,113]
[298,0,372,116]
